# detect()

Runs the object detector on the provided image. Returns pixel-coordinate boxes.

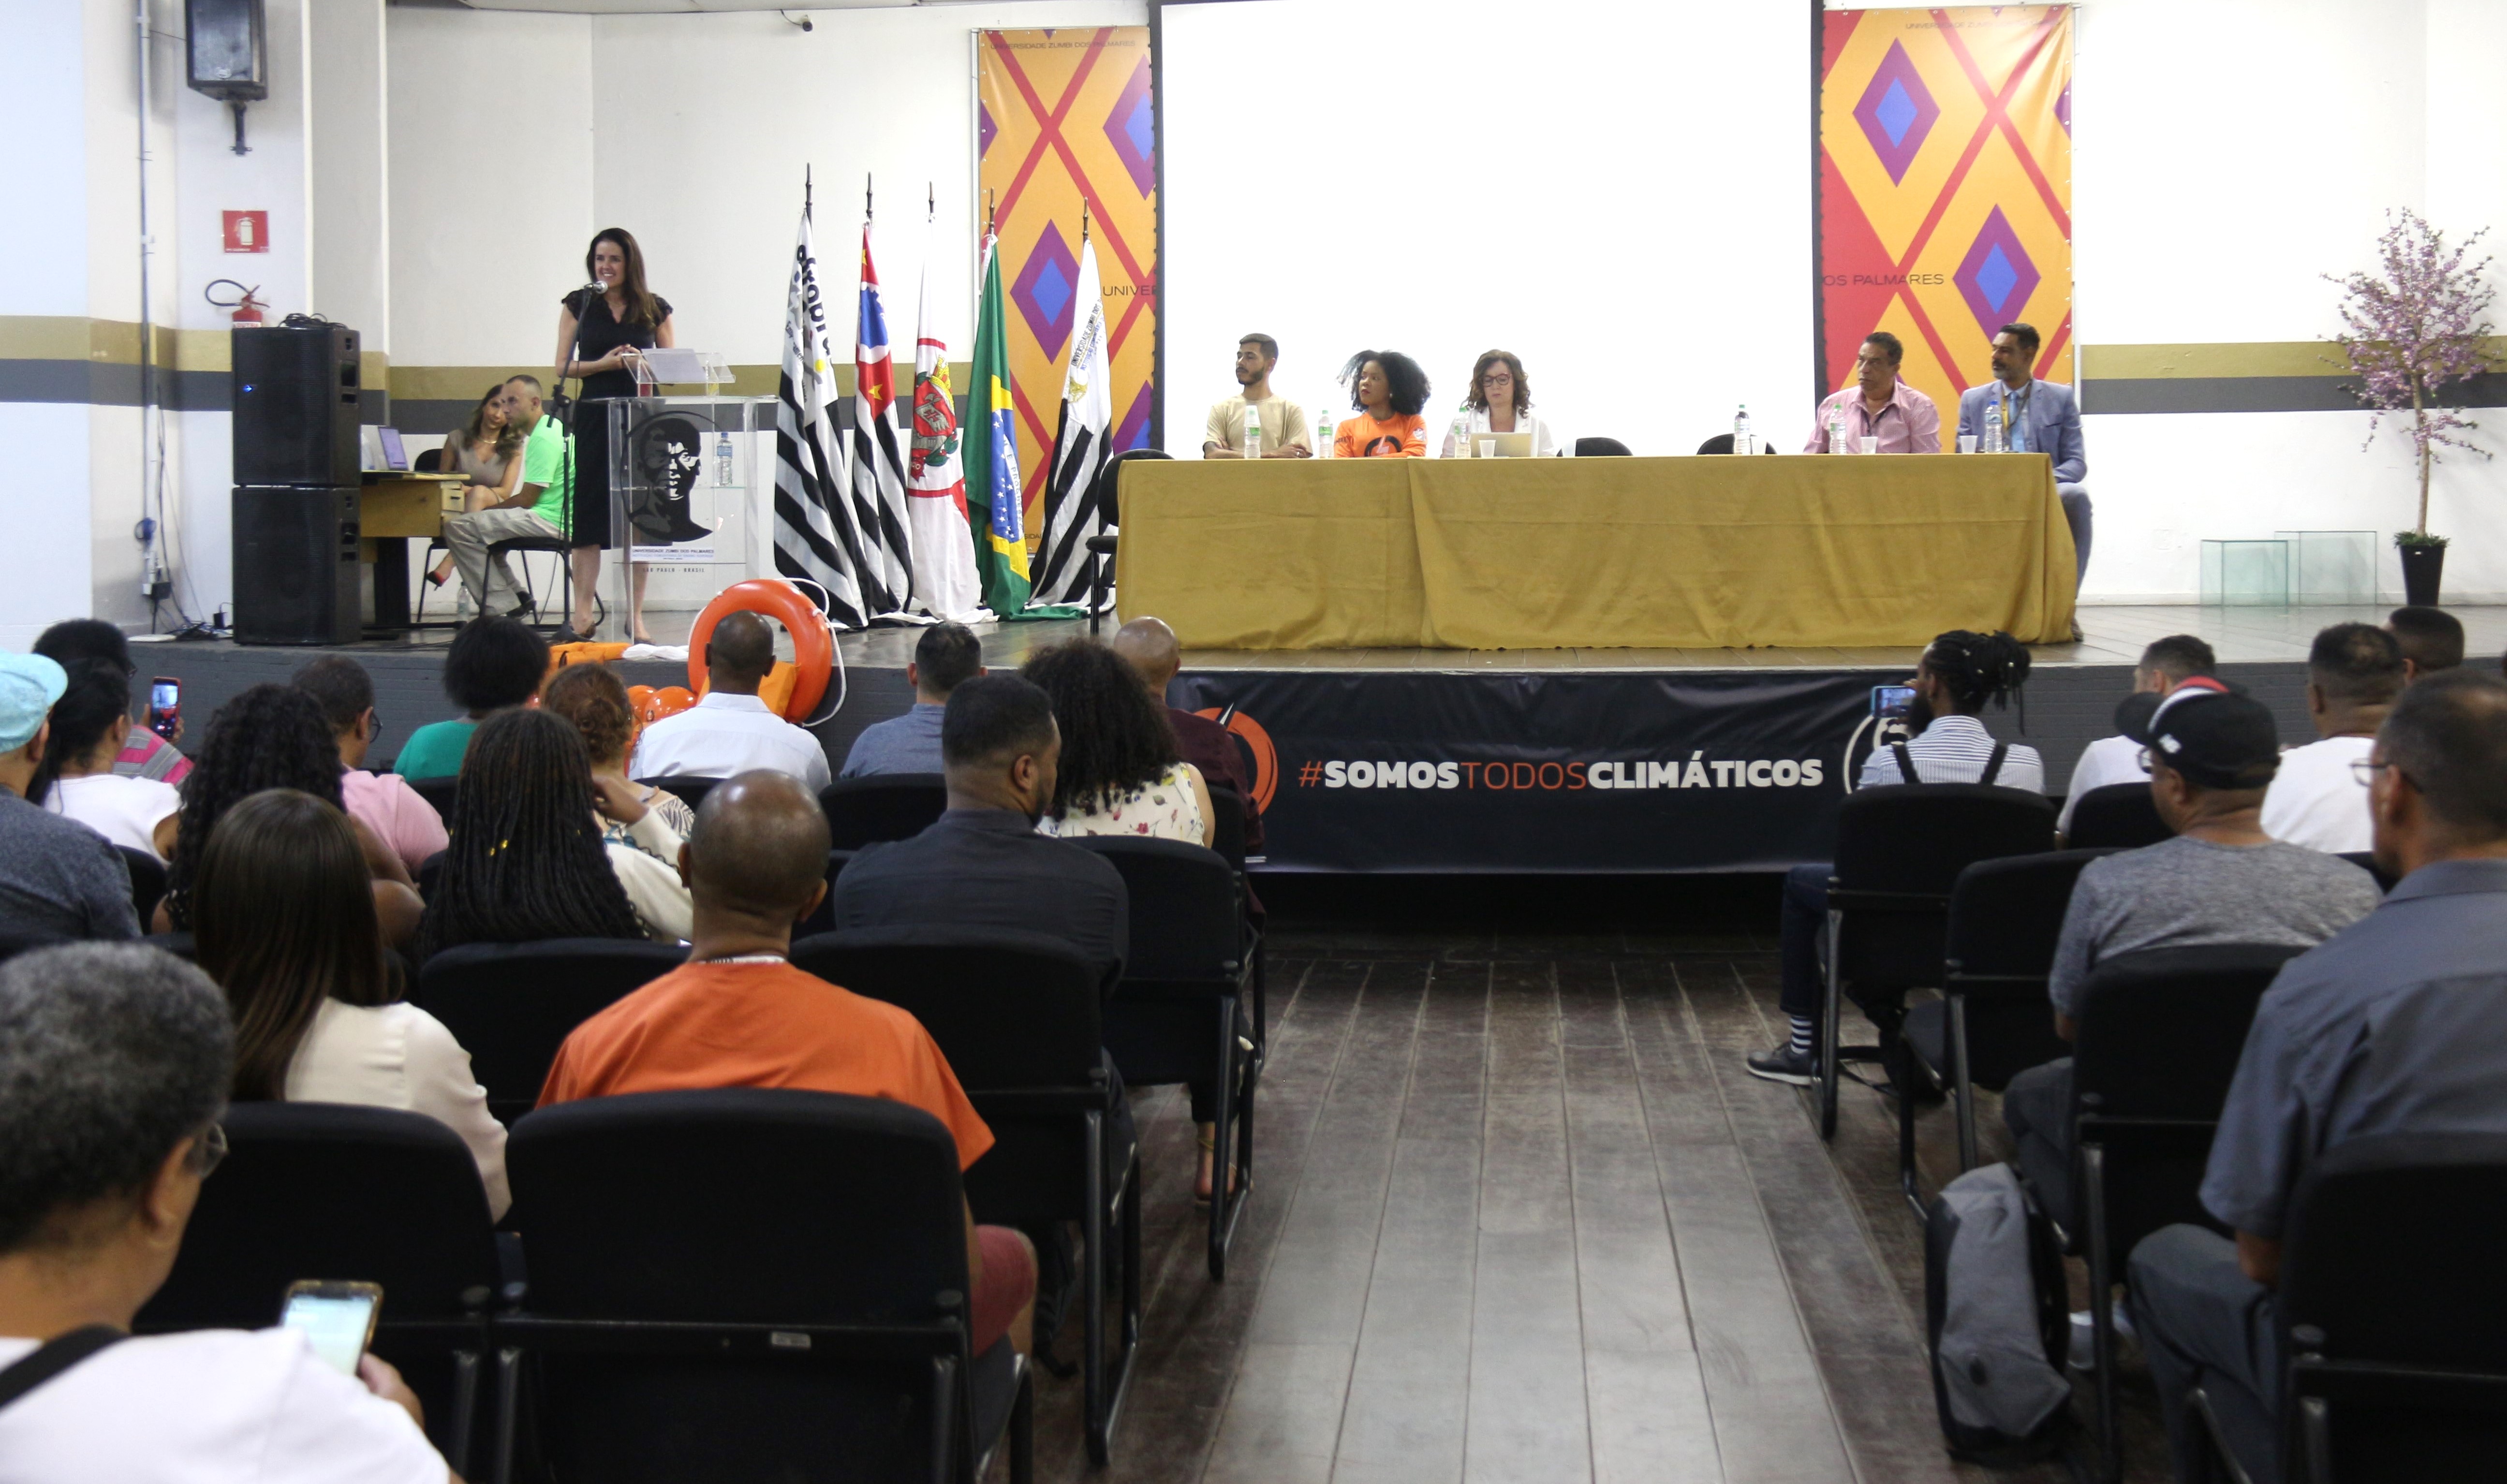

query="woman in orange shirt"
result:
[1333,350,1430,457]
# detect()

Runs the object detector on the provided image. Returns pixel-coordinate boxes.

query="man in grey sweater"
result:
[2001,689,2381,1230]
[0,652,139,945]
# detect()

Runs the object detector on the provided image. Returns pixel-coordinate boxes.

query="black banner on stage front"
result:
[1170,669,1894,874]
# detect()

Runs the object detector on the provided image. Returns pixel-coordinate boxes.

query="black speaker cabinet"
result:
[232,323,360,488]
[231,486,360,646]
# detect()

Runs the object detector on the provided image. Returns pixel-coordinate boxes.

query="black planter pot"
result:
[2400,543,2447,607]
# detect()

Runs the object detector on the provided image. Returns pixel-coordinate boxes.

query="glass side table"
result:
[2272,529,2378,606]
[2201,539,2291,607]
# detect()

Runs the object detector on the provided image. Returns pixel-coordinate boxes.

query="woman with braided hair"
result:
[413,706,681,961]
[159,683,421,945]
[1747,628,2045,1086]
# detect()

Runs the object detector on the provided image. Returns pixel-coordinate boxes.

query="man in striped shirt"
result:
[1748,631,2045,1084]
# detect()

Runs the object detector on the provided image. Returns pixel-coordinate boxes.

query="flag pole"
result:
[865,173,874,224]
[1080,197,1091,244]
[985,189,996,237]
[927,181,935,222]
[805,163,812,218]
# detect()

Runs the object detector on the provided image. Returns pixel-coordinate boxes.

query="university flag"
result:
[771,197,877,629]
[905,208,985,621]
[851,220,916,618]
[964,231,1036,618]
[1029,231,1112,610]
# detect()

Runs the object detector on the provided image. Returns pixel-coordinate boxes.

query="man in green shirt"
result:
[442,375,572,619]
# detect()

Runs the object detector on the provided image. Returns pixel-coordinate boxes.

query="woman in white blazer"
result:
[192,787,510,1219]
[1440,349,1563,457]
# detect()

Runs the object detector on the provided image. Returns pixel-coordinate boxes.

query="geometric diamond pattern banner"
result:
[979,28,1158,532]
[1819,7,2073,407]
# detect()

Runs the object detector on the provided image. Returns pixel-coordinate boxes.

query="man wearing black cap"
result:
[1999,689,2381,1232]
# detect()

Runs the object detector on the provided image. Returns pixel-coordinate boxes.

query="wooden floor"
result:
[1016,881,2170,1483]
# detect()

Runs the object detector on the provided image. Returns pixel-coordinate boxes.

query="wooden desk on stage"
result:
[358,475,466,631]
[1113,454,2076,650]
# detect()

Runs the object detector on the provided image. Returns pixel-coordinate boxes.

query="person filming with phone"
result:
[0,942,460,1482]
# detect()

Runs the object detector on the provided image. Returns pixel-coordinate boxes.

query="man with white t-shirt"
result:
[2058,633,2216,836]
[630,611,831,791]
[0,943,456,1484]
[2260,622,2405,854]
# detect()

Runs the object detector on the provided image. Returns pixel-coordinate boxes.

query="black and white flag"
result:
[1030,233,1114,609]
[771,199,884,628]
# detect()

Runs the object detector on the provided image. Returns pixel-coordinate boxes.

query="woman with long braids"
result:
[27,660,181,859]
[159,684,421,946]
[413,707,678,960]
[193,788,508,1217]
[1747,629,2044,1087]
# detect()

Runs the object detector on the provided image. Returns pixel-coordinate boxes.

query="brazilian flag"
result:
[964,235,1037,618]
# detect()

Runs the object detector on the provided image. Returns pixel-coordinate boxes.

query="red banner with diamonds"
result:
[1818,7,2072,409]
[978,27,1159,540]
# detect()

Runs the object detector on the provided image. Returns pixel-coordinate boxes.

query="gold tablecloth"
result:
[1113,454,2074,649]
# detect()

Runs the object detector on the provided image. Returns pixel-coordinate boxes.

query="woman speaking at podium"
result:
[555,228,676,643]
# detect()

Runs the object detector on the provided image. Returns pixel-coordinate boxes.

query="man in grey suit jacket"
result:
[1958,323,2091,589]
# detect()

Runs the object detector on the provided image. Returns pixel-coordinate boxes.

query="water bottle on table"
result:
[1733,404,1753,456]
[714,432,734,486]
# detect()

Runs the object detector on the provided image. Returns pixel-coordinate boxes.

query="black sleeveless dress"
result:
[562,288,671,549]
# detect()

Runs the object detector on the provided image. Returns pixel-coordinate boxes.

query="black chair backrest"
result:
[1693,434,1780,455]
[2070,943,2302,1123]
[640,775,722,812]
[407,773,459,818]
[818,773,947,851]
[116,846,168,925]
[1205,783,1248,872]
[412,938,688,1119]
[414,849,446,904]
[2066,781,2172,848]
[1834,783,2058,896]
[1575,436,1632,457]
[1063,836,1240,982]
[1945,849,2116,978]
[414,446,443,473]
[2336,850,2401,894]
[1097,446,1174,517]
[789,926,1101,1093]
[136,1102,498,1333]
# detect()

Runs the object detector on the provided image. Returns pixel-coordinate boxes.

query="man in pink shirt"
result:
[293,657,449,874]
[1803,331,1942,455]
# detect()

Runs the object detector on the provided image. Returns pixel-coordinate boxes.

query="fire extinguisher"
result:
[205,279,265,325]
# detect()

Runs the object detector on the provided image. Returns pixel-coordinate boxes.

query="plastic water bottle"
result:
[1314,398,1334,458]
[1827,404,1848,454]
[1243,403,1263,459]
[1733,405,1754,456]
[1984,398,2006,454]
[714,432,734,486]
[1449,402,1475,458]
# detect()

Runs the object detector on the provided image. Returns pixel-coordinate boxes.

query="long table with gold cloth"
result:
[1112,454,2075,650]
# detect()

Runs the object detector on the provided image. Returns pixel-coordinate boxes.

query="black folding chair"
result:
[1574,436,1632,456]
[2065,782,2172,849]
[1082,449,1173,634]
[639,775,723,813]
[819,774,948,851]
[498,1089,1032,1484]
[790,926,1139,1465]
[1896,848,2116,1213]
[1693,433,1779,455]
[1067,836,1258,1281]
[1817,783,2056,1141]
[2263,1133,2507,1483]
[2068,943,2305,1484]
[408,773,461,818]
[116,845,167,926]
[1202,783,1267,1068]
[412,938,688,1123]
[133,1102,503,1476]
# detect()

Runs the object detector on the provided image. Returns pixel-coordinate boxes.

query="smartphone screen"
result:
[281,1287,380,1376]
[149,679,179,714]
[1871,685,1916,720]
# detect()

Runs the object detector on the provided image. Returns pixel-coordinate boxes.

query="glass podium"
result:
[600,392,773,642]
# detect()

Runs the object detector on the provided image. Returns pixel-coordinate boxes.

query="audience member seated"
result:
[31,619,190,785]
[0,653,138,944]
[2130,670,2507,1484]
[1749,631,2043,1084]
[539,771,1035,1359]
[393,618,549,782]
[2260,622,2403,854]
[2057,633,2216,837]
[192,790,507,1218]
[2000,690,2380,1230]
[2386,602,2463,681]
[840,621,984,779]
[630,612,830,791]
[416,708,684,956]
[1109,617,1263,853]
[161,685,421,948]
[1022,640,1214,845]
[0,942,454,1482]
[293,656,448,876]
[28,661,180,861]
[540,663,696,837]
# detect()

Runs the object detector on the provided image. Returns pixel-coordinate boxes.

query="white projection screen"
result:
[1159,0,1814,458]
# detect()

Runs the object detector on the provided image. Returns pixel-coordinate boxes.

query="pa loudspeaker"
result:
[232,323,361,487]
[230,486,360,646]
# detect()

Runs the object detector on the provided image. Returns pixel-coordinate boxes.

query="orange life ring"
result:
[686,579,835,722]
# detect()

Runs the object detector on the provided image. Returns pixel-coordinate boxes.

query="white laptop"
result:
[1460,431,1533,458]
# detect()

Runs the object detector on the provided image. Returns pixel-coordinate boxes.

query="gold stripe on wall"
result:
[2081,338,2507,380]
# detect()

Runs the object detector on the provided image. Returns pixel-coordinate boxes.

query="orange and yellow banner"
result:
[977,27,1159,536]
[1818,7,2073,404]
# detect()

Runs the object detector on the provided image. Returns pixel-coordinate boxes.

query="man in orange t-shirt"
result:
[539,769,1036,1357]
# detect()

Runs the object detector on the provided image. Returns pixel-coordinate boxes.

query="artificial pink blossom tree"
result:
[2325,210,2496,544]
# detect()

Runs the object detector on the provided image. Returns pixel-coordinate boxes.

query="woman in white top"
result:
[423,383,527,593]
[192,788,509,1219]
[1020,640,1215,847]
[1440,349,1563,458]
[540,662,697,941]
[30,660,182,859]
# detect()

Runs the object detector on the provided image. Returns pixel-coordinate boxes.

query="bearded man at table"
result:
[1803,331,1941,455]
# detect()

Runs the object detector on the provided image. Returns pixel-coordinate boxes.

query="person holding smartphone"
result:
[0,942,457,1482]
[31,620,191,785]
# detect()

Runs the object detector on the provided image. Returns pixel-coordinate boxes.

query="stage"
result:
[144,604,2495,874]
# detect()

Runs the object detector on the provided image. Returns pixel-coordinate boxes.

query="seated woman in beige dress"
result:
[425,384,527,592]
[1020,640,1215,846]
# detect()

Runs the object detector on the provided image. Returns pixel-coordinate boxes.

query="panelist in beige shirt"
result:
[1202,333,1312,459]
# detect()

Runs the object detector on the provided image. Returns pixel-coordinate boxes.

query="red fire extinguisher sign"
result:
[222,211,268,253]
